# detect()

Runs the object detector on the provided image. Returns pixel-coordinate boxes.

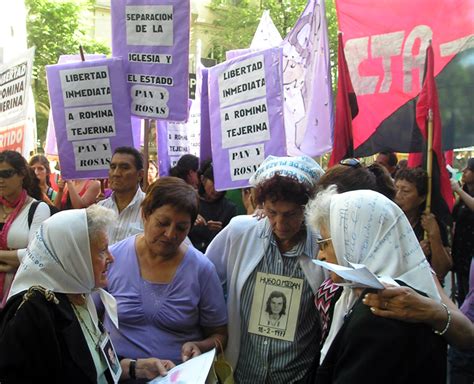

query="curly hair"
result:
[395,167,428,197]
[255,174,315,206]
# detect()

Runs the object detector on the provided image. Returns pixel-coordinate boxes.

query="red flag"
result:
[329,33,358,166]
[415,44,453,213]
[336,0,473,155]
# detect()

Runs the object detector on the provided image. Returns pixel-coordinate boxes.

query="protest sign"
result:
[46,58,133,179]
[44,54,107,157]
[112,0,190,121]
[199,68,212,165]
[157,99,200,176]
[0,123,25,153]
[208,47,286,190]
[0,48,34,129]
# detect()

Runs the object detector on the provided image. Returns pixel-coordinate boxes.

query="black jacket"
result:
[315,291,447,384]
[0,289,113,384]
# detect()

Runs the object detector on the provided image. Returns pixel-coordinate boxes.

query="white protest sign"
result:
[0,48,34,128]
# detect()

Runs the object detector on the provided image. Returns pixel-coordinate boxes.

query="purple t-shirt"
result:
[104,236,227,363]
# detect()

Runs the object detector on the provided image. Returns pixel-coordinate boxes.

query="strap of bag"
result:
[214,338,225,358]
[27,201,41,229]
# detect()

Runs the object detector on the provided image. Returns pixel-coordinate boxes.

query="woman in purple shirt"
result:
[103,177,228,374]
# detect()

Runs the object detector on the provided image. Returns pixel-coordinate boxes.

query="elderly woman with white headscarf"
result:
[306,187,446,383]
[0,205,173,384]
[206,155,326,384]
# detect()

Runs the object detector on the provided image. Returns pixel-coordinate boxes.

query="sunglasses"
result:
[0,169,17,179]
[316,237,332,251]
[339,158,361,168]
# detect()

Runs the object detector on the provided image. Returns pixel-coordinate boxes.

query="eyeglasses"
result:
[316,237,332,251]
[339,158,361,168]
[0,169,17,179]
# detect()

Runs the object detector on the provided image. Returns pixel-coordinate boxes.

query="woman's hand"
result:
[362,286,435,323]
[121,358,175,380]
[57,178,66,191]
[136,358,175,379]
[419,239,431,256]
[420,212,441,238]
[207,220,223,231]
[450,179,461,193]
[181,342,202,362]
[0,262,15,272]
[252,208,266,220]
[195,214,207,226]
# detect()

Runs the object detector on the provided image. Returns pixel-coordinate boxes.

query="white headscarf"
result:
[320,189,440,362]
[249,155,324,188]
[8,209,118,330]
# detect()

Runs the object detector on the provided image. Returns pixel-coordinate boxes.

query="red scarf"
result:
[0,189,28,300]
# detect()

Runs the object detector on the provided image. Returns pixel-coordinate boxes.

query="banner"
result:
[208,47,286,190]
[157,100,200,176]
[282,0,333,157]
[112,0,190,121]
[46,58,133,179]
[328,33,359,166]
[0,123,25,153]
[0,48,34,128]
[44,54,107,157]
[336,0,474,155]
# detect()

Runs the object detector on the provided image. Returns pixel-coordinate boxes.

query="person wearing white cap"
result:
[206,155,326,384]
[0,205,173,383]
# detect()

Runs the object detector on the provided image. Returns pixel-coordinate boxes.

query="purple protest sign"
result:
[157,99,199,176]
[112,0,190,121]
[131,115,143,148]
[208,47,286,191]
[45,54,107,156]
[199,68,212,166]
[46,58,133,180]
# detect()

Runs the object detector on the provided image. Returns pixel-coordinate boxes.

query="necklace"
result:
[71,303,103,351]
[1,205,14,221]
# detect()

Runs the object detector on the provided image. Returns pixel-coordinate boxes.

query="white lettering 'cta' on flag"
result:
[283,0,334,157]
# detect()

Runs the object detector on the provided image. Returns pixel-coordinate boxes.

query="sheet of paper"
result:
[312,260,385,289]
[148,349,216,384]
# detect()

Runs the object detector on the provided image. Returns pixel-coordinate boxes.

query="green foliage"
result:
[208,0,339,80]
[25,0,110,146]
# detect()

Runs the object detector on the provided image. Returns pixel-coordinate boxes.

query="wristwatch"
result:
[129,359,137,380]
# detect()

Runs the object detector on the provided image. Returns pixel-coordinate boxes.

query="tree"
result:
[208,0,339,85]
[25,0,110,146]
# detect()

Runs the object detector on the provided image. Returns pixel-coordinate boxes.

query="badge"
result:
[248,272,303,341]
[100,334,122,383]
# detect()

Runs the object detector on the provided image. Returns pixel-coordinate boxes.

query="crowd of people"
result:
[0,147,472,383]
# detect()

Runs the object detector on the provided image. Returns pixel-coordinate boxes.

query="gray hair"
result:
[86,205,116,242]
[306,185,338,232]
